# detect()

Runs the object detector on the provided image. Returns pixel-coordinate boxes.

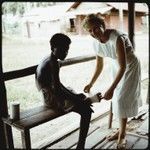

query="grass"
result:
[2,33,149,112]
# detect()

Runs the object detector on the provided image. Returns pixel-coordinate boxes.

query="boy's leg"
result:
[73,107,92,149]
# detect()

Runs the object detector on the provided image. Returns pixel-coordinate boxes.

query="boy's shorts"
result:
[41,87,93,114]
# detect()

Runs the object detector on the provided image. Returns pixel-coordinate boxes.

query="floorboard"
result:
[44,105,149,149]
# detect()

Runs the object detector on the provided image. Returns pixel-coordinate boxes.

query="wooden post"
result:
[26,21,31,38]
[0,38,14,149]
[0,83,7,149]
[0,46,6,148]
[108,101,113,129]
[128,2,135,49]
[21,129,31,149]
[146,86,149,104]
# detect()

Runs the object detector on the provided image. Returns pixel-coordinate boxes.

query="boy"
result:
[35,33,95,149]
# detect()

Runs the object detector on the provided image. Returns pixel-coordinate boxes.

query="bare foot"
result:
[116,138,127,149]
[107,131,119,141]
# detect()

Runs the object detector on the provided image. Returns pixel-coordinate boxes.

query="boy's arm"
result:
[50,61,86,104]
[50,60,63,96]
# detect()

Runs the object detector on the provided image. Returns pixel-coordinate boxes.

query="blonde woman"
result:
[82,14,141,149]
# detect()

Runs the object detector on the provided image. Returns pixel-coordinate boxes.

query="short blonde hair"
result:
[82,14,105,30]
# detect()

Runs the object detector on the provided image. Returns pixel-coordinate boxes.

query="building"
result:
[21,3,73,38]
[65,2,148,35]
[21,2,148,38]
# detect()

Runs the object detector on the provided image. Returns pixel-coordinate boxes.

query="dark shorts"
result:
[41,88,74,112]
[41,87,93,114]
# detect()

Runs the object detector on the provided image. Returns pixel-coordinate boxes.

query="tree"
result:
[2,2,56,16]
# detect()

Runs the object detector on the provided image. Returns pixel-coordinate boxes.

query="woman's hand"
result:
[84,84,92,93]
[103,88,114,100]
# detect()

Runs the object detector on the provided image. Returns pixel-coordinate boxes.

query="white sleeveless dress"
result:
[93,29,142,118]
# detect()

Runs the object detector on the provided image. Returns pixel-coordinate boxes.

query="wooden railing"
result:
[3,54,96,81]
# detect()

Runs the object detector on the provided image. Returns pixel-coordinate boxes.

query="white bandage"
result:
[89,94,101,103]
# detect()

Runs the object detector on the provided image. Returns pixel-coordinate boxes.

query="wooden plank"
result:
[85,128,113,149]
[33,104,110,149]
[133,138,149,149]
[34,120,80,149]
[71,128,113,149]
[4,65,37,81]
[97,132,140,149]
[4,55,95,81]
[60,55,95,67]
[101,140,116,149]
[20,105,49,119]
[48,125,99,149]
[136,116,148,135]
[14,109,64,129]
[122,134,139,149]
[93,131,115,149]
[3,108,64,130]
[3,106,49,125]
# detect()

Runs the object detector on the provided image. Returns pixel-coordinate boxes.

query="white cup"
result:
[10,102,20,120]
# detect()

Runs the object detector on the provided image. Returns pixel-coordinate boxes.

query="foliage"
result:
[2,2,56,16]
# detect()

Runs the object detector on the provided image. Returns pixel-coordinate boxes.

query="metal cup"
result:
[10,102,20,120]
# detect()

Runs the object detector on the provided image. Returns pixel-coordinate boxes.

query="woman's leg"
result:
[117,118,127,144]
[107,117,127,141]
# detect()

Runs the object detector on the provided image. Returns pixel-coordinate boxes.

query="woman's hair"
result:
[50,33,71,48]
[82,14,105,30]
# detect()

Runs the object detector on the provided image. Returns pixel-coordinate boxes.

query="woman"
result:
[82,14,142,148]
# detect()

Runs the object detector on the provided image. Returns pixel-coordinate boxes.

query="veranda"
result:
[0,3,149,149]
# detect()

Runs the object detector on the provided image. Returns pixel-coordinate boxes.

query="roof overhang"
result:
[65,6,112,18]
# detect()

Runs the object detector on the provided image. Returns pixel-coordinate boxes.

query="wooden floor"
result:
[12,103,148,149]
[45,105,149,149]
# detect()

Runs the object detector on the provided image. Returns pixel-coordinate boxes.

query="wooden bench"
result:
[3,105,70,149]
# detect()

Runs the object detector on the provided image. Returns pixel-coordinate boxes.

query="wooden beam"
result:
[60,55,95,67]
[0,43,8,148]
[4,54,95,81]
[128,2,135,48]
[4,65,37,81]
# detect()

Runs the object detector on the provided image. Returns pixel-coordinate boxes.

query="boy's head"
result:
[50,33,71,60]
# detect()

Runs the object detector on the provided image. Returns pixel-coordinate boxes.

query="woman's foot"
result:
[107,131,119,141]
[116,138,127,149]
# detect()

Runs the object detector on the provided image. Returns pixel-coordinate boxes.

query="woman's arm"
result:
[104,36,126,100]
[90,55,104,86]
[84,55,103,93]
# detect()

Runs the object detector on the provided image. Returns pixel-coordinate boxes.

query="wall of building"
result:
[22,20,61,38]
[73,11,145,35]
